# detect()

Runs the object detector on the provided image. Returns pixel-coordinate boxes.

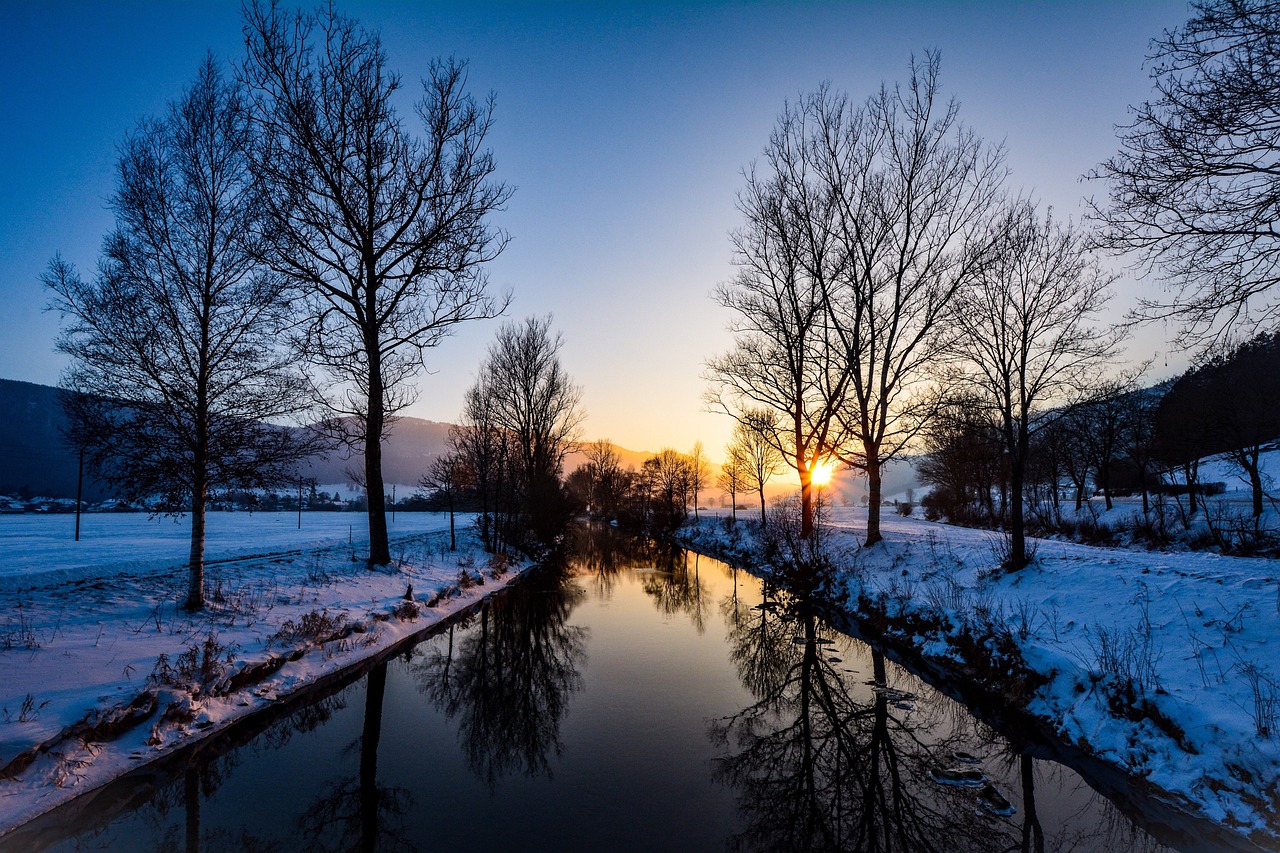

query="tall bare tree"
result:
[819,54,1007,546]
[946,200,1124,570]
[472,315,584,546]
[241,3,510,565]
[707,129,852,539]
[44,57,316,610]
[1091,0,1280,345]
[710,55,1004,545]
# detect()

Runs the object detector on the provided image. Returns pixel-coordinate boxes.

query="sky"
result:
[0,0,1194,461]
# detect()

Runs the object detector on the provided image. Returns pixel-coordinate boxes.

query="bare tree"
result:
[718,445,748,524]
[643,448,694,531]
[450,377,508,552]
[819,54,1007,546]
[1090,0,1280,345]
[946,200,1125,570]
[710,54,1004,545]
[729,408,787,527]
[241,3,510,565]
[580,439,627,521]
[687,441,711,520]
[419,452,472,550]
[706,124,853,539]
[43,58,316,610]
[472,315,584,546]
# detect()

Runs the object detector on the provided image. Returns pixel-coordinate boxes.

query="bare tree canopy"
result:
[241,2,510,564]
[43,56,317,609]
[467,315,584,547]
[1090,0,1280,345]
[947,200,1125,569]
[709,53,1005,543]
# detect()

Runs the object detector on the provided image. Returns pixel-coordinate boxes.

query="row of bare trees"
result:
[563,442,712,534]
[45,4,509,608]
[707,54,1125,569]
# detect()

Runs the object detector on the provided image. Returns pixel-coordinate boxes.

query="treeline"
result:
[425,438,714,543]
[917,331,1280,553]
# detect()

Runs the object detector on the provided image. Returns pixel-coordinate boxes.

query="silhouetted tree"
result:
[242,3,509,565]
[728,408,786,527]
[468,316,583,547]
[44,58,316,610]
[1091,0,1280,345]
[418,452,473,549]
[946,200,1125,569]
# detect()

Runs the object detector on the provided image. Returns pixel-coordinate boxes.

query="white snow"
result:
[0,510,524,835]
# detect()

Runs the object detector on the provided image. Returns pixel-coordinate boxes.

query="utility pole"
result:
[391,484,396,523]
[297,473,303,529]
[74,447,84,542]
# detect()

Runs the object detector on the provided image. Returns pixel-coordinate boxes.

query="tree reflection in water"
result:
[712,597,1018,853]
[296,662,414,853]
[414,563,587,788]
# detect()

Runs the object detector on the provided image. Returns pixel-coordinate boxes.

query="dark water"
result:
[0,526,1253,852]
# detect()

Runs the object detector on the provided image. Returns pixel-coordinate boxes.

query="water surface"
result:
[1,527,1226,852]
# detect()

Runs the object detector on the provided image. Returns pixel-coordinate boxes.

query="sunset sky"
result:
[0,1,1191,460]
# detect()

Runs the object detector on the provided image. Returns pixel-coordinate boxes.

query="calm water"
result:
[0,526,1246,852]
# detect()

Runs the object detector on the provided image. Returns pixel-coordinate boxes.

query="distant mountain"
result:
[302,417,455,489]
[0,378,116,500]
[0,378,660,498]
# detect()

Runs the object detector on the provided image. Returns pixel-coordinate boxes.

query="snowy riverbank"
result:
[682,506,1280,849]
[0,511,528,836]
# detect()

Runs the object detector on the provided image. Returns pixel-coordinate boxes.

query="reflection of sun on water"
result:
[810,459,836,487]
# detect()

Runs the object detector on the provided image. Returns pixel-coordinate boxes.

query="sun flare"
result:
[810,459,836,487]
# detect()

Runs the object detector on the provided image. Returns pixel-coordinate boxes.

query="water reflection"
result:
[713,595,1013,852]
[413,564,587,788]
[296,663,414,853]
[0,529,1226,852]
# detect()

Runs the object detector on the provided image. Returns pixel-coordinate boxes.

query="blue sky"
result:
[0,1,1190,457]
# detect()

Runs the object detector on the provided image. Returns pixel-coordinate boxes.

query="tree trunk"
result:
[1185,460,1199,515]
[360,662,387,853]
[364,347,391,566]
[1020,753,1044,853]
[1099,458,1114,511]
[186,475,207,611]
[799,469,814,539]
[865,450,883,547]
[758,484,767,527]
[448,499,457,550]
[1008,455,1027,570]
[1250,460,1264,518]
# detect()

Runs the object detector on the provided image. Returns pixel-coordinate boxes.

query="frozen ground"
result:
[0,511,522,835]
[690,505,1280,846]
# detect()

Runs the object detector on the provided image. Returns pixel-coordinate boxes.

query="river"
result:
[1,525,1246,852]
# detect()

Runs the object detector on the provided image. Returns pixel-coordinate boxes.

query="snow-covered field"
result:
[0,510,447,588]
[0,510,523,835]
[690,505,1280,846]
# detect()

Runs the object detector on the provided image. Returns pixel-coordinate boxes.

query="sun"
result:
[810,459,836,487]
